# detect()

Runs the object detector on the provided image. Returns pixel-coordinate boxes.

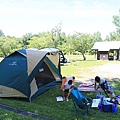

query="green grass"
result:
[61,60,108,77]
[61,55,111,78]
[0,55,120,120]
[0,109,35,120]
[0,83,120,120]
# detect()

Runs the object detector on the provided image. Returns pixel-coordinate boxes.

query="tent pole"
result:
[29,97,32,103]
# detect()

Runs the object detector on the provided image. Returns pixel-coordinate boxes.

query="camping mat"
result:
[78,83,102,92]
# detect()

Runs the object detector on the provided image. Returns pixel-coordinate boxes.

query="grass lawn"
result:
[0,83,120,120]
[0,55,120,120]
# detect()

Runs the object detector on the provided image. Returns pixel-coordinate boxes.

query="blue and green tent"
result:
[0,48,62,101]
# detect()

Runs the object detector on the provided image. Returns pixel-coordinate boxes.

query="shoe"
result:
[66,98,69,101]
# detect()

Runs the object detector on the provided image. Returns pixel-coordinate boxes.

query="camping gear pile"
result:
[96,94,118,113]
[77,82,119,115]
[0,48,63,101]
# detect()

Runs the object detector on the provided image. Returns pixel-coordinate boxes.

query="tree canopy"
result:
[0,9,120,60]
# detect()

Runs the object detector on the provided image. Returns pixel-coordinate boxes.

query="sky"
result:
[0,0,120,39]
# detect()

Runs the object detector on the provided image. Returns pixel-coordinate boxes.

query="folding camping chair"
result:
[70,87,92,118]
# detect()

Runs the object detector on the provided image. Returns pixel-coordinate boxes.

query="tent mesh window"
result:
[35,62,55,89]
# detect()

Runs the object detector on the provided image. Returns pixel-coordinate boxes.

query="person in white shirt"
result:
[94,76,115,98]
[66,76,75,84]
[61,76,75,101]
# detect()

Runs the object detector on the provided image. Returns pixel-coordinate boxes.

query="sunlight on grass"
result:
[61,56,108,78]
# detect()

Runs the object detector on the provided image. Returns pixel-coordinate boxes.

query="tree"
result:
[19,33,32,49]
[0,29,4,36]
[0,35,7,56]
[110,9,120,40]
[29,32,55,49]
[73,32,94,60]
[109,32,120,41]
[0,35,19,57]
[93,32,102,42]
[112,9,120,34]
[50,22,66,48]
[64,34,76,55]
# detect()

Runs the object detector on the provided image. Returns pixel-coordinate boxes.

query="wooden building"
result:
[91,41,120,60]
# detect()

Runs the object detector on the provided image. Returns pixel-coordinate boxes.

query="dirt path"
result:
[76,63,120,83]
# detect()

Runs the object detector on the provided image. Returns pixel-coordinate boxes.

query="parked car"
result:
[109,56,114,60]
[60,56,67,63]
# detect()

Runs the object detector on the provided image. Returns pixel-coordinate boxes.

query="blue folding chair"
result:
[70,87,92,118]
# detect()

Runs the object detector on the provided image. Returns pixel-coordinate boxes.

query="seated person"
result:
[94,76,115,98]
[61,76,75,101]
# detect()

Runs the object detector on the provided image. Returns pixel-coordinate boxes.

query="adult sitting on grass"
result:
[61,76,75,101]
[94,76,115,98]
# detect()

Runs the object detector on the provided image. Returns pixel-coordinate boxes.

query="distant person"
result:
[94,76,115,98]
[61,76,75,101]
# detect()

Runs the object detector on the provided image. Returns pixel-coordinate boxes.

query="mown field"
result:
[0,55,120,120]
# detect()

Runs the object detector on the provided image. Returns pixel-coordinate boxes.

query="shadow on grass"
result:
[0,97,29,102]
[75,60,97,61]
[0,82,120,120]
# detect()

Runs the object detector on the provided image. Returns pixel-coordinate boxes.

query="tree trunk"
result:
[80,52,86,60]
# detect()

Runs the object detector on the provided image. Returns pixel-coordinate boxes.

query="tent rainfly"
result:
[0,48,62,101]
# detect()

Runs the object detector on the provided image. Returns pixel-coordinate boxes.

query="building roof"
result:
[91,41,120,51]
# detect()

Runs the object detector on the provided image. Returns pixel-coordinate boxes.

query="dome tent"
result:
[0,48,62,101]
